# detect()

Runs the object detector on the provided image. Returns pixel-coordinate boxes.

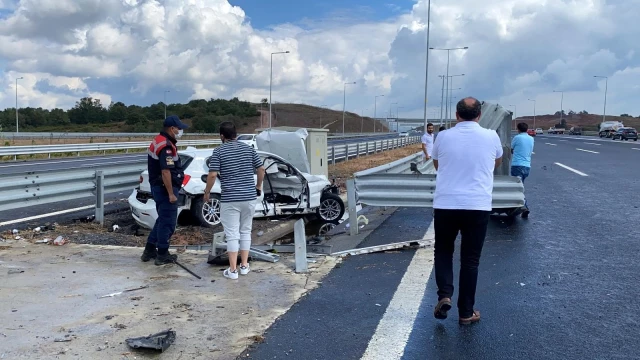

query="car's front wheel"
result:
[316,193,345,223]
[192,194,221,227]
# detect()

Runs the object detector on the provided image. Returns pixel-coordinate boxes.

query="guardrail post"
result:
[331,146,336,165]
[386,139,389,150]
[95,170,105,226]
[365,142,369,155]
[347,179,358,236]
[294,219,308,273]
[356,143,360,158]
[345,144,349,162]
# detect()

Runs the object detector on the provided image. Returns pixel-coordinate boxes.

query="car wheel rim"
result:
[319,199,341,221]
[202,198,221,225]
[318,222,336,236]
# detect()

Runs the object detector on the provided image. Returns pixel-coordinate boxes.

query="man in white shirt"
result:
[421,123,435,160]
[430,97,503,325]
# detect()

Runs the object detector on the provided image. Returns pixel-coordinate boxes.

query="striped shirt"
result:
[208,141,263,203]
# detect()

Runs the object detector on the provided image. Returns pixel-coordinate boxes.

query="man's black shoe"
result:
[521,209,530,219]
[141,249,157,262]
[155,253,178,266]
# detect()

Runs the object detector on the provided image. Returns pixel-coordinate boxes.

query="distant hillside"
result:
[515,113,640,131]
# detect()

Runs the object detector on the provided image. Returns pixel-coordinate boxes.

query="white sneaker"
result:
[239,264,251,275]
[223,268,238,280]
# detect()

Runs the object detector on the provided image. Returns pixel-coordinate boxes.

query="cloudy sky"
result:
[0,0,637,120]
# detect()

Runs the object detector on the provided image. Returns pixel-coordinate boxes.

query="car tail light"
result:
[139,176,143,184]
[182,175,191,187]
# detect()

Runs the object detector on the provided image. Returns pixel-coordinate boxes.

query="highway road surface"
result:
[242,133,640,359]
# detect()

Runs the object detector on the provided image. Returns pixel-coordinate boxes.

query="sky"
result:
[0,0,637,120]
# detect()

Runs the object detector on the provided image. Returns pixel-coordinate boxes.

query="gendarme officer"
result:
[141,115,188,265]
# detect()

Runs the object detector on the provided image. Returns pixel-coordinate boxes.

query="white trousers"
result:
[220,200,255,252]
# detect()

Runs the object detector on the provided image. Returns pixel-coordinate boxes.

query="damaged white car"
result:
[128,136,344,229]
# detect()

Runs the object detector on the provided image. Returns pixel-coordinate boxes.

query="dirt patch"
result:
[329,145,421,189]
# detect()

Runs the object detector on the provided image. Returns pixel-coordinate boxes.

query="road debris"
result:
[174,260,202,279]
[54,338,73,343]
[126,329,176,352]
[99,285,148,299]
[35,238,51,244]
[53,236,67,246]
[7,269,24,274]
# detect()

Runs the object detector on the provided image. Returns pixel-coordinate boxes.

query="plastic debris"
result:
[12,229,18,235]
[99,285,148,299]
[35,238,51,244]
[53,236,66,246]
[112,225,120,232]
[126,329,176,352]
[33,227,41,232]
[257,231,264,237]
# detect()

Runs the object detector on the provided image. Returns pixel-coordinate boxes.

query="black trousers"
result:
[434,209,490,318]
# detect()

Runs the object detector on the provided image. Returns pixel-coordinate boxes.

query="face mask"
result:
[174,129,183,138]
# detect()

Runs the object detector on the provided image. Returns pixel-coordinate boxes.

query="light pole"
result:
[553,90,564,124]
[374,94,384,132]
[163,90,170,119]
[15,77,23,133]
[396,106,404,133]
[342,81,356,134]
[447,74,465,127]
[594,75,608,124]
[422,0,433,132]
[509,105,517,130]
[269,50,290,128]
[528,99,536,129]
[438,75,445,125]
[430,47,468,127]
[320,104,328,128]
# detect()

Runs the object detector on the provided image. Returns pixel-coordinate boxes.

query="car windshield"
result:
[237,135,254,140]
[179,154,194,169]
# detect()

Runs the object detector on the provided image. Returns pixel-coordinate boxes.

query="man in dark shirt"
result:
[141,115,188,265]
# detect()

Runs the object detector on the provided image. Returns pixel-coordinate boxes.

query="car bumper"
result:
[128,190,158,230]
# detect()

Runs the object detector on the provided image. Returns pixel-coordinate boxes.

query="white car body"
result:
[128,146,344,230]
[237,134,257,148]
[399,132,408,137]
[535,128,543,134]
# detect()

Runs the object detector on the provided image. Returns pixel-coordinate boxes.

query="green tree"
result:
[108,102,128,122]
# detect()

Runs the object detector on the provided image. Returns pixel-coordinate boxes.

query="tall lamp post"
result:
[374,94,384,133]
[388,102,397,132]
[528,99,537,129]
[422,0,432,132]
[396,106,404,133]
[360,109,368,133]
[269,50,290,128]
[509,105,517,130]
[163,90,170,119]
[342,81,356,134]
[430,47,468,127]
[553,90,564,124]
[447,74,465,127]
[438,75,446,124]
[15,76,23,133]
[593,75,608,124]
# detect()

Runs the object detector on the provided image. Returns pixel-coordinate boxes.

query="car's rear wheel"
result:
[192,194,221,227]
[316,193,345,223]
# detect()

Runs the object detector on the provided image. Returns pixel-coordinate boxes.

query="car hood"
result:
[256,129,311,174]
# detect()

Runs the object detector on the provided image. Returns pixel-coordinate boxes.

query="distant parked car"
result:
[612,127,638,141]
[569,127,582,135]
[237,134,257,148]
[535,128,543,135]
[399,132,409,137]
[527,129,536,137]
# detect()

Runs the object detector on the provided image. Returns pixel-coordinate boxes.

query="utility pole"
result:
[342,82,356,134]
[374,95,384,133]
[528,99,537,129]
[594,76,608,124]
[388,102,397,132]
[439,75,445,126]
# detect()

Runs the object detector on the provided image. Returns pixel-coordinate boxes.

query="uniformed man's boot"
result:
[155,250,178,266]
[141,243,157,262]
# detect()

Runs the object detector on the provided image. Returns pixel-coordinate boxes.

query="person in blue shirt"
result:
[511,122,534,218]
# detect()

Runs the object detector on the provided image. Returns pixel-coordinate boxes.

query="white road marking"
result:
[554,162,588,177]
[558,139,568,142]
[633,148,640,151]
[584,142,601,146]
[0,202,115,226]
[361,222,435,360]
[576,148,599,154]
[545,143,557,146]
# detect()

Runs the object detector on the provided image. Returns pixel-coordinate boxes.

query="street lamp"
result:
[509,105,517,130]
[553,90,564,124]
[388,102,398,133]
[163,90,170,119]
[342,81,356,134]
[374,94,384,133]
[430,47,468,127]
[447,74,465,127]
[269,50,290,128]
[320,104,328,128]
[528,99,537,129]
[422,0,433,132]
[594,75,608,124]
[15,77,23,133]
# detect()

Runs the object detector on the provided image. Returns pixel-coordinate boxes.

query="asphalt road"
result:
[242,134,640,359]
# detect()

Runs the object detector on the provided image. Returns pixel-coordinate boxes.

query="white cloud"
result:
[0,0,638,121]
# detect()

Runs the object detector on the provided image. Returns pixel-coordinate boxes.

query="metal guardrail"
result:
[0,139,222,158]
[0,136,420,221]
[0,132,218,139]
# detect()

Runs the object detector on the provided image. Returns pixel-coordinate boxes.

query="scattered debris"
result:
[126,329,176,352]
[61,294,82,299]
[257,231,264,237]
[250,335,265,344]
[519,283,526,287]
[113,323,127,330]
[112,225,120,232]
[174,260,202,279]
[12,229,18,235]
[53,236,67,246]
[33,227,41,232]
[35,239,50,244]
[7,269,24,275]
[105,315,115,320]
[130,296,144,301]
[54,338,72,343]
[99,285,148,299]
